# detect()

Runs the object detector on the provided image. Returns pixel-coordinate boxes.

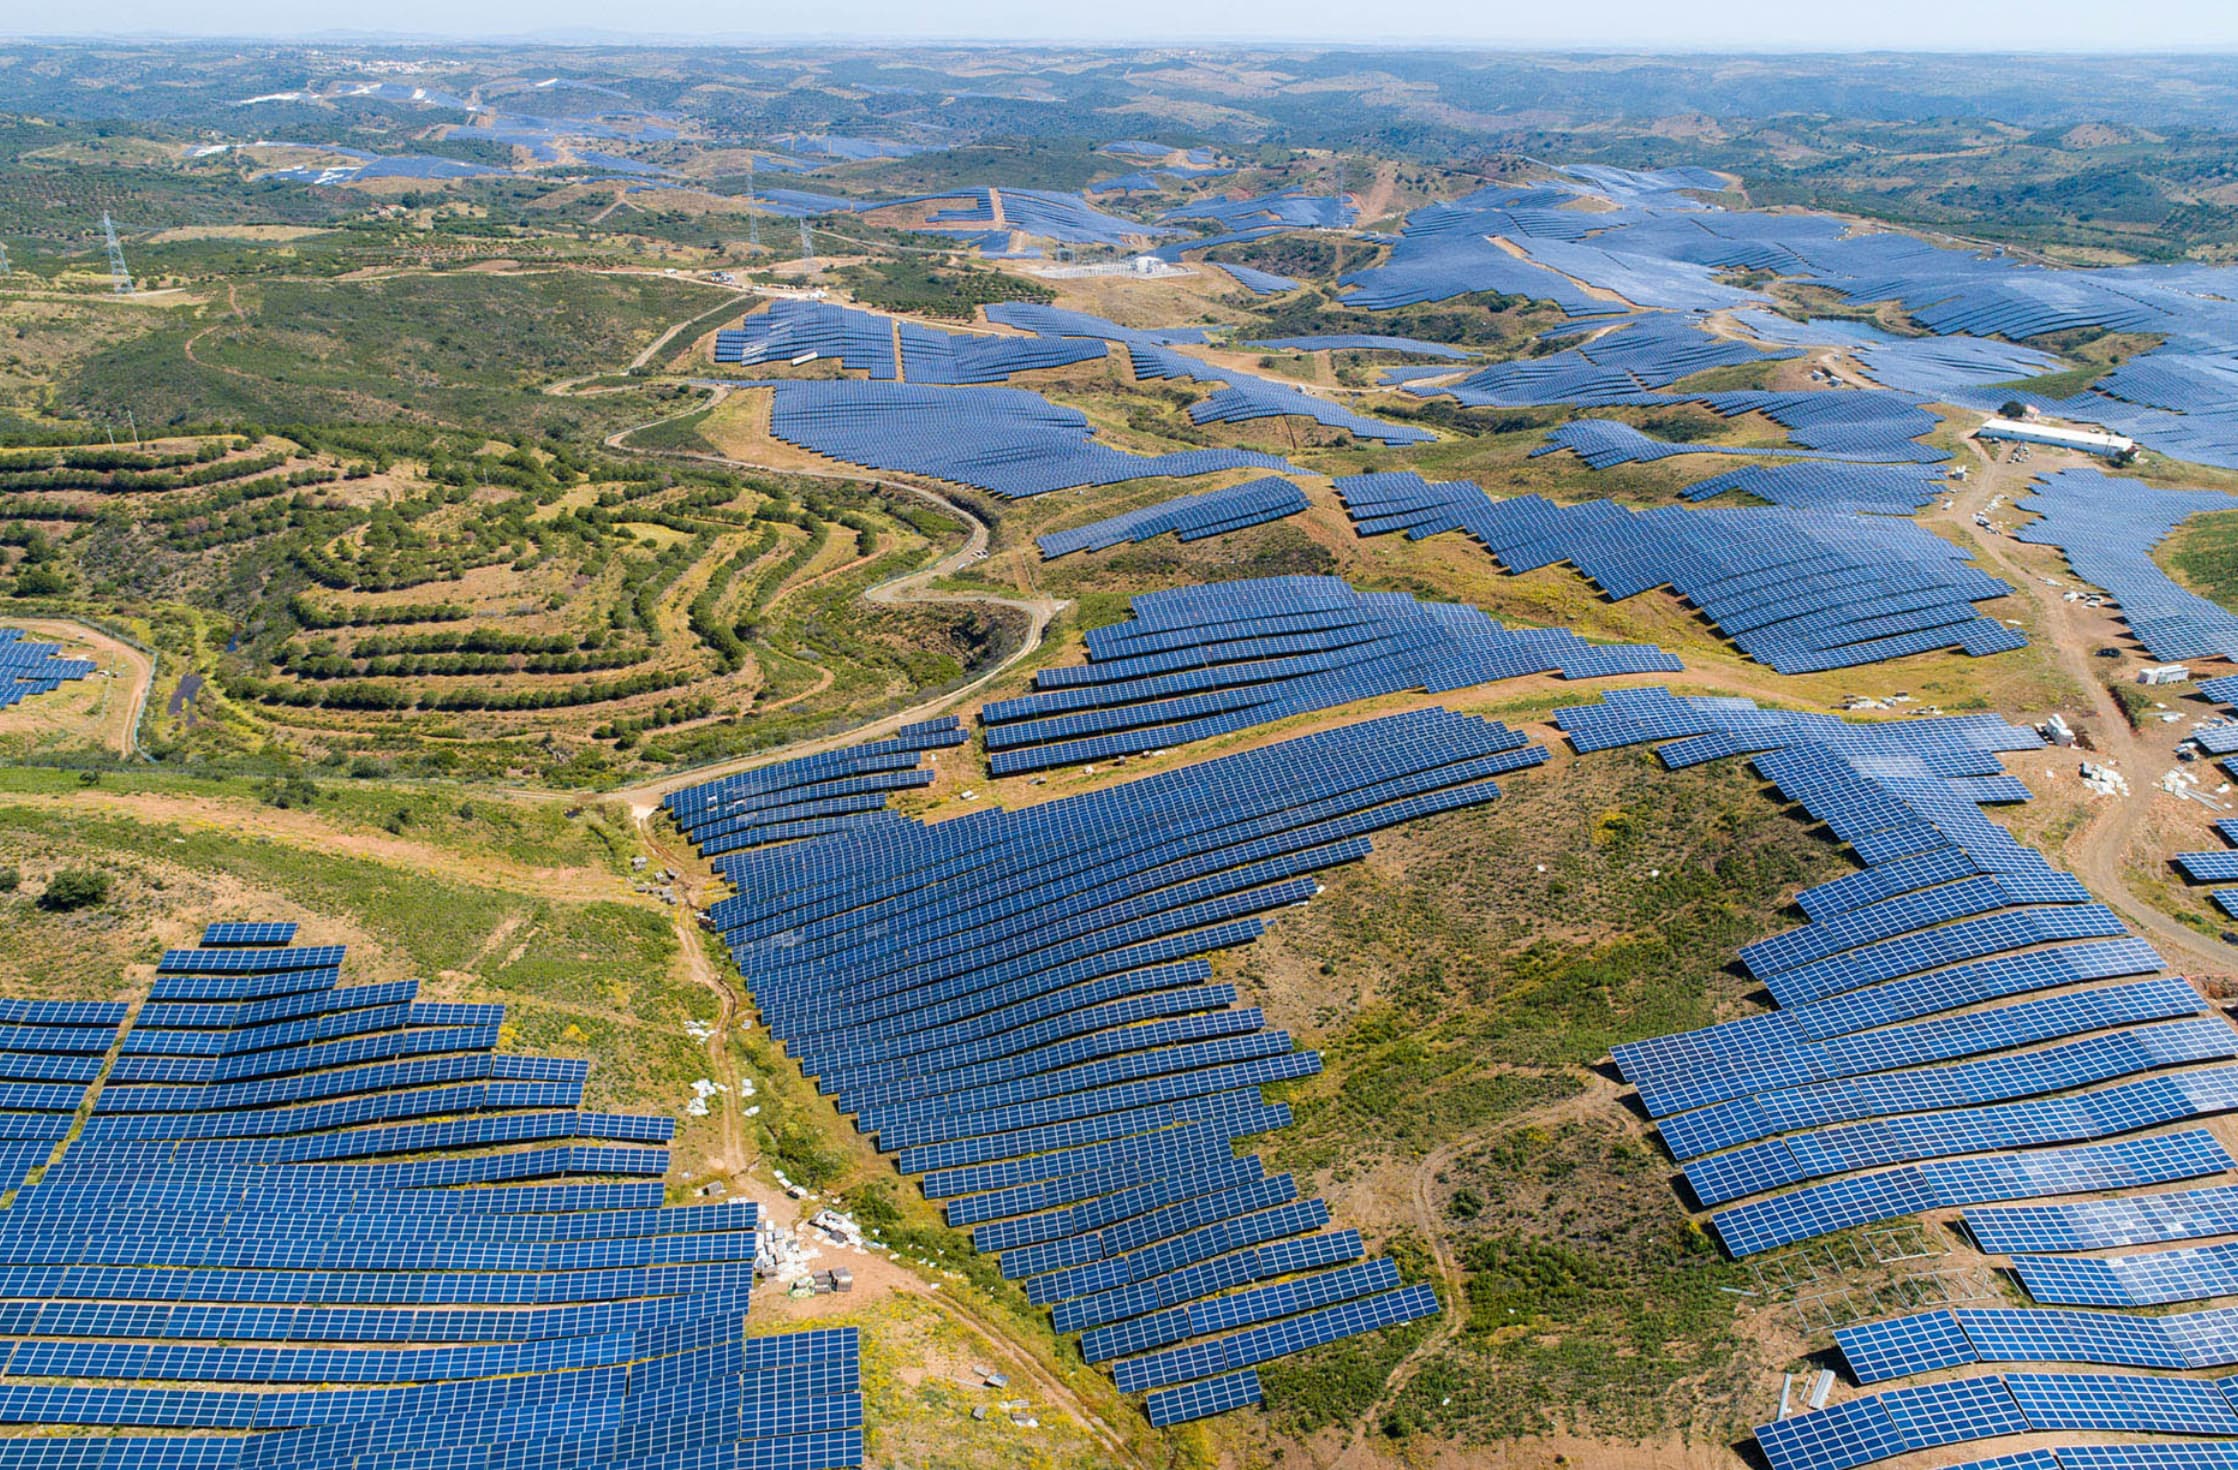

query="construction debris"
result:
[755,1221,823,1288]
[809,1208,864,1249]
[684,1078,728,1117]
[2081,761,2130,798]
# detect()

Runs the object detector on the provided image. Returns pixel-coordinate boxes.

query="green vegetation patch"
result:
[833,257,1053,320]
[2161,505,2238,616]
[1393,1118,1756,1443]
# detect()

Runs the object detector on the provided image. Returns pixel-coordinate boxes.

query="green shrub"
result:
[38,868,110,911]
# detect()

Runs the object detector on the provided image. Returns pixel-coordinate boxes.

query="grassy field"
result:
[66,270,735,433]
[0,770,710,1111]
[2162,506,2238,614]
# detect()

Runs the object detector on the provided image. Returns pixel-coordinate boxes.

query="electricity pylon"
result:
[101,213,132,294]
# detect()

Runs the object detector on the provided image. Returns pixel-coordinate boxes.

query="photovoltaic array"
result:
[0,627,97,709]
[715,301,899,380]
[2174,677,2238,921]
[735,187,1169,253]
[1415,313,1953,465]
[713,299,1109,386]
[1333,163,2238,469]
[897,320,1107,386]
[1244,335,1471,360]
[754,380,1294,498]
[1757,1373,2238,1470]
[2011,469,2238,663]
[1113,340,1434,446]
[1679,462,1951,516]
[978,575,1679,774]
[1333,472,2023,673]
[0,931,863,1470]
[926,304,1431,447]
[1551,687,2238,1470]
[1433,312,1788,395]
[1035,477,1311,559]
[1159,191,1353,233]
[1214,263,1299,295]
[660,709,1534,1420]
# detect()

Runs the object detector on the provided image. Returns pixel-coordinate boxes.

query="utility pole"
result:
[101,212,132,294]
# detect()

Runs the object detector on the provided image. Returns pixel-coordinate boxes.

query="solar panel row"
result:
[978,575,1676,773]
[1547,687,2238,1276]
[1334,165,2238,469]
[1840,1304,2238,1382]
[0,932,864,1470]
[1758,1371,2238,1470]
[0,627,97,710]
[661,709,1508,1417]
[1333,474,2022,674]
[1036,478,1310,560]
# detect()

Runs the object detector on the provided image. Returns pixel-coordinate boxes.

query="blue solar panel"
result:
[0,627,99,708]
[661,708,1515,1417]
[200,922,298,947]
[1038,479,1310,559]
[1836,1310,1977,1383]
[744,378,1296,498]
[979,575,1671,772]
[2014,470,2238,663]
[1144,1368,1261,1426]
[1332,475,2019,675]
[0,930,864,1468]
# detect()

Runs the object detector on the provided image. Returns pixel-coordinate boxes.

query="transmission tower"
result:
[101,212,132,294]
[744,156,760,252]
[798,217,815,271]
[0,243,10,277]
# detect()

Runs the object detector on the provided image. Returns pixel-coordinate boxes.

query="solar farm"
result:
[0,925,864,1470]
[35,37,2238,1470]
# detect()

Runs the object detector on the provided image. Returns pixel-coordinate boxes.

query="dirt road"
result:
[3,617,154,759]
[1932,441,2237,976]
[598,441,1065,812]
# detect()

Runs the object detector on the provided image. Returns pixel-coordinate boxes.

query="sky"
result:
[11,0,2238,50]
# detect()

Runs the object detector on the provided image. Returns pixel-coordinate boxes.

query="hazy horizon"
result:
[9,0,2238,53]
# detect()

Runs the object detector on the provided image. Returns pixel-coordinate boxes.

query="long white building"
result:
[1976,415,2137,458]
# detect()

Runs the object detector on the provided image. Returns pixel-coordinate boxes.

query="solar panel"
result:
[0,929,864,1468]
[662,709,1511,1417]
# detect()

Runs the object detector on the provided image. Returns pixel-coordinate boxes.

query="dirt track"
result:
[0,617,154,759]
[1933,440,2238,976]
[597,416,1066,811]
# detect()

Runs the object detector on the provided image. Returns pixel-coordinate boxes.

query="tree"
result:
[37,868,109,911]
[2000,400,2028,419]
[12,564,67,596]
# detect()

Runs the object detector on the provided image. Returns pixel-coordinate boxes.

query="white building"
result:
[1977,416,2136,458]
